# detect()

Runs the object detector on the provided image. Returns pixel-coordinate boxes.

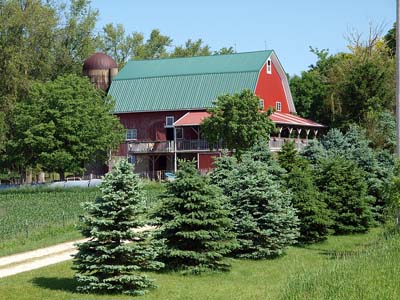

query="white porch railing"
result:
[269,138,309,152]
[128,138,309,154]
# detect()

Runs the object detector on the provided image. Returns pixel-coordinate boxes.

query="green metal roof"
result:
[109,51,273,113]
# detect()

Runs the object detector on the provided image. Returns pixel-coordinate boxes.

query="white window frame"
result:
[266,59,272,74]
[259,99,264,110]
[176,127,184,139]
[165,116,174,127]
[276,101,282,112]
[126,128,137,140]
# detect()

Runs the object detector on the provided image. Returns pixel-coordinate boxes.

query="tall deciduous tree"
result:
[201,89,275,158]
[52,0,100,77]
[170,39,211,57]
[10,74,124,179]
[73,160,162,296]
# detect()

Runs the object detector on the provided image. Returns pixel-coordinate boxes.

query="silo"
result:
[82,53,118,92]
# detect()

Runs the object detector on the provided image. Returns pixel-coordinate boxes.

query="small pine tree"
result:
[155,160,237,274]
[73,160,163,296]
[229,156,299,259]
[316,157,373,234]
[278,140,299,172]
[285,162,332,244]
[278,143,331,243]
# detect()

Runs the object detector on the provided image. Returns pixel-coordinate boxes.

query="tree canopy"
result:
[201,89,275,157]
[9,74,124,179]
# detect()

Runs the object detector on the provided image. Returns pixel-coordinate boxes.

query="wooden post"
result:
[174,127,177,173]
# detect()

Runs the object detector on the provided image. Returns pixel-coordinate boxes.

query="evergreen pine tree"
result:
[300,139,327,166]
[278,142,332,243]
[228,156,299,259]
[285,163,332,243]
[248,140,286,180]
[155,160,236,274]
[316,157,373,234]
[73,160,162,296]
[278,140,299,172]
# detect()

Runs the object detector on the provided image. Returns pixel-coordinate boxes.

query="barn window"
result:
[267,59,272,74]
[259,99,264,110]
[126,128,137,140]
[276,101,282,112]
[165,116,174,127]
[176,128,183,139]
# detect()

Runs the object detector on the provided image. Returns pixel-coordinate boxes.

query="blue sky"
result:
[91,0,395,76]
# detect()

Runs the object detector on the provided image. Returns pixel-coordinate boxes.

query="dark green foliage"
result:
[304,127,395,222]
[10,74,124,179]
[284,162,332,244]
[278,142,331,243]
[73,160,162,296]
[201,89,275,158]
[277,141,298,173]
[218,153,299,259]
[154,160,236,274]
[300,139,327,166]
[316,157,373,234]
[384,23,396,57]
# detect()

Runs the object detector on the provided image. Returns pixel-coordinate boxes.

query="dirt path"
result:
[0,225,155,279]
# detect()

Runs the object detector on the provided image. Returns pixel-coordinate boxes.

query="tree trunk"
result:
[60,171,65,181]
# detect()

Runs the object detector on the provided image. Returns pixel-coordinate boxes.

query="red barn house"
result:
[105,50,324,178]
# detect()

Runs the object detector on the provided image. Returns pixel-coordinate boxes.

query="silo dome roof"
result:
[83,52,117,71]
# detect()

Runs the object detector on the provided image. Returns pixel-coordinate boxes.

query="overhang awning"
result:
[269,112,326,128]
[174,111,211,127]
[173,111,325,128]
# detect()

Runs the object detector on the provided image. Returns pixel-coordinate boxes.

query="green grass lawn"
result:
[0,182,165,256]
[1,228,395,300]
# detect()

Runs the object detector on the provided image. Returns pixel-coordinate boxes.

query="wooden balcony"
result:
[128,138,309,154]
[128,141,174,153]
[269,138,309,152]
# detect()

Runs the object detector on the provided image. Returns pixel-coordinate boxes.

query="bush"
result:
[154,160,236,274]
[73,160,162,296]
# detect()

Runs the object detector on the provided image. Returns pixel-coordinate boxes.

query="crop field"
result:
[0,182,165,256]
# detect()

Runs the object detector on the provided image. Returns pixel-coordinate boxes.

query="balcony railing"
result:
[176,139,222,151]
[128,138,309,154]
[269,138,309,152]
[128,141,174,153]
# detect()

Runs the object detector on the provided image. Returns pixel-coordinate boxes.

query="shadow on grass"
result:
[31,277,78,293]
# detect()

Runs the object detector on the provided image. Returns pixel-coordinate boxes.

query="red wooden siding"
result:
[117,111,188,140]
[255,63,290,113]
[199,153,219,170]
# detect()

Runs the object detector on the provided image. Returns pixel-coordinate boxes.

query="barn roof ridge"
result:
[113,50,273,81]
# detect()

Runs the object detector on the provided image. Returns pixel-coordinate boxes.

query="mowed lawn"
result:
[0,228,394,300]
